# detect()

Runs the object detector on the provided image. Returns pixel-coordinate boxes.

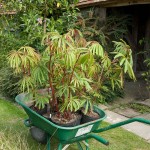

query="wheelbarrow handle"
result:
[93,118,150,133]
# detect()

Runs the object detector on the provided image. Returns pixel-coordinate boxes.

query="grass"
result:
[129,103,150,114]
[0,99,150,150]
[109,103,150,114]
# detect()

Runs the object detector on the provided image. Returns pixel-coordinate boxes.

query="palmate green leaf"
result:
[77,47,88,53]
[57,36,68,51]
[111,78,115,90]
[114,53,124,59]
[60,95,81,112]
[82,98,93,114]
[113,40,135,80]
[144,59,150,66]
[8,46,41,73]
[19,76,35,93]
[110,76,122,90]
[79,53,89,64]
[88,65,97,77]
[71,72,82,88]
[56,84,76,98]
[124,60,128,73]
[71,72,92,89]
[126,61,136,80]
[50,32,61,41]
[64,51,76,68]
[119,57,126,66]
[88,53,95,65]
[56,85,69,98]
[65,35,75,49]
[83,78,92,91]
[42,32,62,49]
[60,94,81,112]
[34,93,49,109]
[41,32,51,45]
[123,60,136,80]
[109,69,122,89]
[113,41,126,53]
[81,64,87,71]
[32,63,48,85]
[67,97,81,112]
[129,53,133,66]
[7,50,22,73]
[89,42,104,57]
[60,101,68,112]
[101,54,111,69]
[19,46,40,60]
[42,46,50,56]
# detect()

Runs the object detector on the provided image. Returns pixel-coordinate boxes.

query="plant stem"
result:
[68,54,81,99]
[61,68,66,103]
[48,52,58,111]
[28,61,31,76]
[22,65,26,74]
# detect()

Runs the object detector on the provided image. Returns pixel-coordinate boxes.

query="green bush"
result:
[0,0,79,100]
[0,67,21,100]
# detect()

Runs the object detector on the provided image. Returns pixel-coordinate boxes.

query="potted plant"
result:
[8,29,135,126]
[80,40,136,123]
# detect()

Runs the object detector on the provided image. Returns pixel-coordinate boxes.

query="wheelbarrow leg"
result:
[84,139,89,150]
[47,134,50,150]
[77,142,84,150]
[58,143,63,150]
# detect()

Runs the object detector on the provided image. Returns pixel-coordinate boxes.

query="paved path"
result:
[99,104,150,143]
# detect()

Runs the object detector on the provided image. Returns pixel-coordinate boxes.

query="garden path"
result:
[99,79,150,143]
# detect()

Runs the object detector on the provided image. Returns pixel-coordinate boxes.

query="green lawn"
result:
[0,99,150,150]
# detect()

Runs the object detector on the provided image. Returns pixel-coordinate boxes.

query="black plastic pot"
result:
[51,113,82,127]
[30,104,47,115]
[81,111,100,124]
[30,126,47,144]
[43,113,52,122]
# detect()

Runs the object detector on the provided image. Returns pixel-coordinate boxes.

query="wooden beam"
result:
[103,0,150,7]
[78,0,150,8]
[78,0,108,8]
[0,11,16,15]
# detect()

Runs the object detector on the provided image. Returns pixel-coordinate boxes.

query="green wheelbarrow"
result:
[15,94,150,150]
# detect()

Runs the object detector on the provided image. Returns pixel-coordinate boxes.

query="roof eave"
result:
[77,0,150,8]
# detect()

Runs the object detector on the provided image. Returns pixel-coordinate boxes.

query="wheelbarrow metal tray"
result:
[15,93,106,141]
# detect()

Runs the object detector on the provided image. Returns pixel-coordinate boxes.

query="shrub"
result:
[0,67,21,100]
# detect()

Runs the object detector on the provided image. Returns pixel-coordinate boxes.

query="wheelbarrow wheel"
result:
[30,126,47,144]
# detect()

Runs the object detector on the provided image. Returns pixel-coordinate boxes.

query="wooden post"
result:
[144,17,150,59]
[94,7,106,22]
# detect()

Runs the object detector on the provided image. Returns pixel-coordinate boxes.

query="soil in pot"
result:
[43,112,52,121]
[81,109,100,124]
[51,113,81,127]
[30,104,47,115]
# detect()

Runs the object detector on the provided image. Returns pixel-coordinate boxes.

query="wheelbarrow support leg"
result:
[47,134,51,150]
[58,143,63,150]
[77,142,84,150]
[88,134,109,145]
[83,139,89,150]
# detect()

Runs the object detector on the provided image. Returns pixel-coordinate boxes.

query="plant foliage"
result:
[8,29,135,116]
